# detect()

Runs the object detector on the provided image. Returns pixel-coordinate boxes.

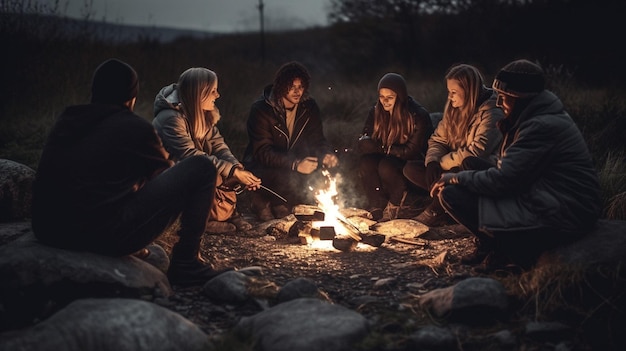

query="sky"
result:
[42,0,333,33]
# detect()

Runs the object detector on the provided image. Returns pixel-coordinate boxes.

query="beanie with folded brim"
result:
[91,58,139,105]
[492,59,545,98]
[377,73,408,101]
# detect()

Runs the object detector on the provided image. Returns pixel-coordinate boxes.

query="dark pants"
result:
[438,183,580,266]
[359,154,408,210]
[95,155,217,257]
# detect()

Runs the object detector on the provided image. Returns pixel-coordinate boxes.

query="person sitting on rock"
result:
[430,59,602,271]
[153,67,261,233]
[32,58,232,286]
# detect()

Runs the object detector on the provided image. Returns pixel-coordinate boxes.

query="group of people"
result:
[31,57,602,286]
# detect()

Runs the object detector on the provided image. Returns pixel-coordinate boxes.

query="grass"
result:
[1,8,625,220]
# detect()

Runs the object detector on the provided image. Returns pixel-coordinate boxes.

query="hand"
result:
[322,153,339,169]
[425,161,442,189]
[429,172,458,198]
[295,157,318,174]
[233,168,262,191]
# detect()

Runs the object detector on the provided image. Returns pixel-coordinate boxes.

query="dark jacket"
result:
[358,96,433,160]
[454,90,602,233]
[32,104,172,241]
[243,84,333,171]
[153,84,241,179]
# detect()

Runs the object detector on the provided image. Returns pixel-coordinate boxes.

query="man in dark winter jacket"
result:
[243,61,338,221]
[32,58,230,286]
[430,59,602,271]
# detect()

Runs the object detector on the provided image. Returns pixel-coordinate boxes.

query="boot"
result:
[460,236,495,265]
[381,202,400,221]
[228,211,252,231]
[413,201,452,227]
[167,242,233,286]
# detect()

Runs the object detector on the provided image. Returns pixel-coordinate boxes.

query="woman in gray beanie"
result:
[430,59,602,271]
[358,73,433,221]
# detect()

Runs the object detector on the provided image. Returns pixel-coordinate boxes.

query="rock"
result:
[233,298,370,351]
[0,232,172,330]
[0,159,35,222]
[0,298,211,351]
[276,277,323,303]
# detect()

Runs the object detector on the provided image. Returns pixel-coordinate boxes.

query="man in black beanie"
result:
[32,58,232,286]
[429,59,602,271]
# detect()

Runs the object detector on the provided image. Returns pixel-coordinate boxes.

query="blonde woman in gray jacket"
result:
[404,63,504,226]
[153,67,261,233]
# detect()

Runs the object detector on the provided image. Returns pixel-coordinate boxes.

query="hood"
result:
[153,83,182,117]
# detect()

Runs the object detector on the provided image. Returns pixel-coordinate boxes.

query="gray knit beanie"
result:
[377,73,407,100]
[91,58,139,105]
[492,59,545,98]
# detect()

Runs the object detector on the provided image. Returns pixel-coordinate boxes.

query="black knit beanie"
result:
[492,59,545,98]
[91,58,139,105]
[377,73,407,101]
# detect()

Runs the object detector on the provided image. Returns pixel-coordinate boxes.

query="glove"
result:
[294,157,318,174]
[425,161,442,189]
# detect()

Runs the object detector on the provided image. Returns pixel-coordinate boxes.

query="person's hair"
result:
[271,61,310,105]
[91,58,138,105]
[441,64,486,150]
[177,67,221,142]
[372,74,414,147]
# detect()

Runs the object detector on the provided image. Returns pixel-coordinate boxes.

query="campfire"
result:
[292,170,384,251]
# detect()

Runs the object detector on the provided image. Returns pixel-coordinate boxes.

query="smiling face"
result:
[201,79,220,111]
[378,88,397,112]
[446,78,466,109]
[282,78,305,108]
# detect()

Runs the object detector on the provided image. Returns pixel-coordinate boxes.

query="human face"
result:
[201,80,220,111]
[282,78,305,108]
[496,93,515,117]
[446,79,466,109]
[379,88,397,112]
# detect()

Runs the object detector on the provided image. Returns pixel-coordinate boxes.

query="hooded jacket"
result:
[454,90,602,233]
[426,90,504,170]
[153,84,241,179]
[32,104,172,241]
[243,84,333,171]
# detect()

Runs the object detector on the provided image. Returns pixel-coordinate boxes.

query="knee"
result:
[181,156,217,180]
[377,158,401,180]
[359,155,379,176]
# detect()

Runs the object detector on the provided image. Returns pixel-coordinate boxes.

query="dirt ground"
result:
[154,208,523,349]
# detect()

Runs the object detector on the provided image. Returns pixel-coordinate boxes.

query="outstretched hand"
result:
[295,157,319,174]
[233,168,262,191]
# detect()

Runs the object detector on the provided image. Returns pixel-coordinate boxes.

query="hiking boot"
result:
[381,202,399,221]
[272,204,291,219]
[460,237,495,265]
[167,258,234,286]
[228,212,253,231]
[413,204,452,227]
[205,221,236,234]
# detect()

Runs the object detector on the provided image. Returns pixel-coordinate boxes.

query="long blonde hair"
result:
[177,67,221,142]
[372,74,414,147]
[442,64,485,150]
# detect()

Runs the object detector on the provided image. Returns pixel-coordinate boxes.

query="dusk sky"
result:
[43,0,332,33]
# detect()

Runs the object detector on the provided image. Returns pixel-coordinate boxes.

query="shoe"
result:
[272,204,291,219]
[413,207,451,227]
[167,259,234,286]
[368,208,384,221]
[205,221,236,234]
[460,246,493,265]
[228,212,253,231]
[381,202,399,221]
